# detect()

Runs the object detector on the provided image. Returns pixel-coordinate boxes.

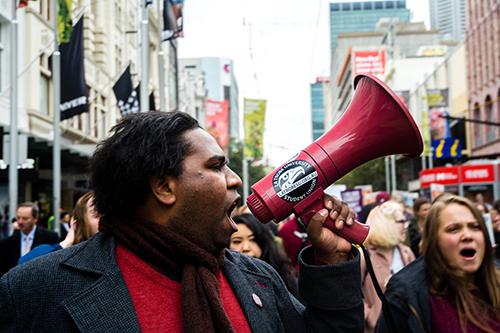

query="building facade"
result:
[310,78,330,141]
[465,0,500,158]
[429,0,466,42]
[330,0,410,54]
[179,57,240,139]
[0,0,178,219]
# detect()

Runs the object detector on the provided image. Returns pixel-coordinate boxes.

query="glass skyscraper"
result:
[311,81,327,141]
[330,1,411,54]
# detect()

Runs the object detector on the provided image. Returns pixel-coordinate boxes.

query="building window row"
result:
[330,1,405,11]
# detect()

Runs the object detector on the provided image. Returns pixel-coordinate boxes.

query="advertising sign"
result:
[420,166,459,188]
[353,50,385,76]
[433,138,462,159]
[206,99,229,150]
[461,164,495,183]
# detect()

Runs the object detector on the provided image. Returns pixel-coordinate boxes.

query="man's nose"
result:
[227,167,242,189]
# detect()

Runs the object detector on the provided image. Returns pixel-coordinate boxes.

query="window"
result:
[397,1,406,8]
[375,1,383,9]
[386,1,394,9]
[486,97,494,142]
[474,104,482,146]
[364,2,373,9]
[330,3,339,11]
[342,3,350,11]
[353,3,362,10]
[115,45,122,72]
[40,0,51,21]
[40,75,49,115]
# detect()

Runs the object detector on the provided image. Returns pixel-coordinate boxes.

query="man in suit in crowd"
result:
[0,112,363,332]
[0,202,59,276]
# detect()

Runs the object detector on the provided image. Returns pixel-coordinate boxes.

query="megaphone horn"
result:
[247,74,423,245]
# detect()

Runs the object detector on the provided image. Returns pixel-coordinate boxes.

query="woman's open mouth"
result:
[460,248,477,260]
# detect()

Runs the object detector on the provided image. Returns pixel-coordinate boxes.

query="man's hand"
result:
[306,194,355,264]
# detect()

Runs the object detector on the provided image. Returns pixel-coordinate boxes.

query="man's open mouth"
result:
[227,197,241,231]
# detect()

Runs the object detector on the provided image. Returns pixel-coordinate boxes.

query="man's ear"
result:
[149,175,177,206]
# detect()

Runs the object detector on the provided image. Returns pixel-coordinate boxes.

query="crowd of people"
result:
[0,111,499,332]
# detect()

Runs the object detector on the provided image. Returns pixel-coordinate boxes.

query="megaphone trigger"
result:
[293,188,369,245]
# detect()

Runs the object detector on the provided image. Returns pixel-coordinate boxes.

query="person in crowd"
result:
[0,111,363,332]
[0,202,59,277]
[230,213,298,298]
[493,200,500,259]
[474,192,492,210]
[18,192,100,265]
[278,215,310,273]
[476,203,496,247]
[376,195,500,333]
[359,191,391,224]
[59,211,71,241]
[360,200,415,333]
[405,196,431,257]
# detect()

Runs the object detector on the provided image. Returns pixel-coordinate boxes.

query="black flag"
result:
[59,18,88,120]
[113,66,139,116]
[134,84,156,111]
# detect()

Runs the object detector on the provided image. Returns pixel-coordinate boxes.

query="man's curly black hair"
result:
[89,111,200,218]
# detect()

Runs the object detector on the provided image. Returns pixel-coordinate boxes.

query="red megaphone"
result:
[247,74,423,244]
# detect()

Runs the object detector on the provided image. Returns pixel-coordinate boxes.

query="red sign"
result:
[353,50,385,76]
[420,166,459,188]
[461,164,495,183]
[316,77,330,83]
[206,99,229,150]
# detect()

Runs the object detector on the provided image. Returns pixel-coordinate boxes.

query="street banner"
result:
[353,50,385,76]
[427,89,449,141]
[113,66,140,116]
[244,98,266,159]
[162,0,184,41]
[430,183,445,202]
[18,0,29,8]
[433,138,462,159]
[58,0,73,43]
[206,99,229,150]
[59,18,88,120]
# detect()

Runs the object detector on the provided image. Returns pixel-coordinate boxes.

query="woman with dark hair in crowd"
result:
[377,195,500,333]
[230,213,299,298]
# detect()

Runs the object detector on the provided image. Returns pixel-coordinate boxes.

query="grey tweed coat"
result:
[0,232,363,332]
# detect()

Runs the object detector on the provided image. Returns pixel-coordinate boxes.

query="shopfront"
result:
[418,161,500,206]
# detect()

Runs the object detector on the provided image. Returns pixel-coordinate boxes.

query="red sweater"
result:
[116,244,251,332]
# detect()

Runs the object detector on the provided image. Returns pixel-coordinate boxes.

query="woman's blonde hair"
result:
[72,192,95,245]
[422,195,500,333]
[366,200,404,247]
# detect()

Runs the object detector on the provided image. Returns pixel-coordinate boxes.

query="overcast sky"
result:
[178,0,430,167]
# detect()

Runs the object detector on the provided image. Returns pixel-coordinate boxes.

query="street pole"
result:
[140,1,149,112]
[52,0,61,234]
[243,157,249,202]
[391,155,396,194]
[157,0,166,111]
[8,4,18,235]
[385,156,390,194]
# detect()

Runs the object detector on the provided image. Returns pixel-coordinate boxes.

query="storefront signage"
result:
[420,166,459,188]
[461,164,495,183]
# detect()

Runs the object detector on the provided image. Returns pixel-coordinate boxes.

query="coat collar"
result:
[58,233,142,332]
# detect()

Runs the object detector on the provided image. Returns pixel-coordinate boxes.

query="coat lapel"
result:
[223,251,280,333]
[59,233,141,332]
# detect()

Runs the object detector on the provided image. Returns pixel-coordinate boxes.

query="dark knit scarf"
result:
[99,216,235,333]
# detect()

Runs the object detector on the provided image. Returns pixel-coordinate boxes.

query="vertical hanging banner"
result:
[58,0,73,43]
[206,99,229,150]
[59,18,89,120]
[162,0,184,41]
[427,89,449,141]
[113,66,139,116]
[244,98,267,159]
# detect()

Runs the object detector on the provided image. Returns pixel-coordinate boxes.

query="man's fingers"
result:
[307,209,328,240]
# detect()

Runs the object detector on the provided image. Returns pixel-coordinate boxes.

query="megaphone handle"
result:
[295,195,370,245]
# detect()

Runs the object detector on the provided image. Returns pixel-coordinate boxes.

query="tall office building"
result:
[429,0,465,42]
[330,1,411,54]
[310,78,330,141]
